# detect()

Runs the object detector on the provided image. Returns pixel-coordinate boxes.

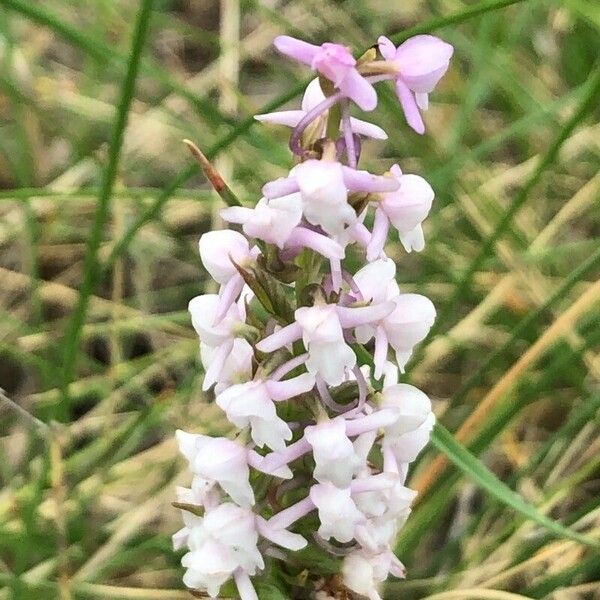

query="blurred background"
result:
[0,0,599,598]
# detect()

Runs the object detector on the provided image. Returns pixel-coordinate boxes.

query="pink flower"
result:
[221,193,344,261]
[305,417,361,487]
[378,35,453,134]
[216,374,315,452]
[257,301,393,386]
[176,431,256,507]
[274,36,377,111]
[367,164,435,259]
[256,78,387,139]
[263,160,399,238]
[342,548,406,600]
[381,383,435,466]
[309,482,365,543]
[199,230,255,285]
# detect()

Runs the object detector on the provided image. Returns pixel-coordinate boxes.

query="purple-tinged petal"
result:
[366,208,389,262]
[202,338,234,391]
[213,274,245,324]
[373,324,388,379]
[349,116,388,139]
[339,68,378,111]
[345,408,399,436]
[254,110,305,127]
[395,35,453,93]
[336,301,395,328]
[342,166,400,193]
[266,372,315,401]
[256,322,302,353]
[220,205,254,224]
[389,163,403,178]
[415,92,429,110]
[259,437,312,473]
[267,496,315,530]
[377,35,397,61]
[262,176,300,199]
[395,79,425,134]
[287,227,345,260]
[350,222,372,248]
[330,257,343,292]
[256,517,307,550]
[273,35,320,66]
[270,353,309,381]
[350,472,397,494]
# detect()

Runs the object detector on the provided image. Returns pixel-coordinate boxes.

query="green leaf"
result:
[254,581,292,600]
[430,423,598,548]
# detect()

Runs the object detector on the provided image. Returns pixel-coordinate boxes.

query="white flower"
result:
[353,258,399,305]
[199,230,254,284]
[200,337,253,393]
[221,194,303,248]
[256,78,388,140]
[310,482,365,543]
[305,417,361,488]
[367,164,434,259]
[216,374,314,452]
[380,384,432,440]
[381,383,435,464]
[189,294,243,348]
[295,304,357,386]
[383,294,436,371]
[296,160,357,237]
[172,485,204,551]
[182,503,263,598]
[342,548,405,600]
[353,284,436,376]
[176,431,255,507]
[387,412,435,464]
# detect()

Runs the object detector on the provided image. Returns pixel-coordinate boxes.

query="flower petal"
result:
[377,36,397,61]
[273,35,320,65]
[396,35,453,93]
[349,116,388,139]
[395,79,425,134]
[339,67,378,111]
[254,109,305,127]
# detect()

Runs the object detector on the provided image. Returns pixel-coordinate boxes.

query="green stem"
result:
[57,0,155,421]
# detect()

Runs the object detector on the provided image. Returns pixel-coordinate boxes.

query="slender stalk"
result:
[57,0,155,421]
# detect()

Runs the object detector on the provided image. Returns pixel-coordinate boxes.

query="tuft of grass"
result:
[0,0,598,599]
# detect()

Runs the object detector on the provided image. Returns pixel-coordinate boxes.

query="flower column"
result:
[175,32,453,600]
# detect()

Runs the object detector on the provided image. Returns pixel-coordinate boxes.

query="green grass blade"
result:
[57,0,156,420]
[390,0,530,44]
[430,65,600,339]
[430,423,598,548]
[450,245,600,407]
[100,0,532,270]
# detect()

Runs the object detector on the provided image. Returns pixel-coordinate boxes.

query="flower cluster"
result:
[175,32,452,600]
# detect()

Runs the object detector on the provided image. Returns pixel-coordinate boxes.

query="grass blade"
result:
[429,65,600,339]
[57,0,156,420]
[430,423,597,548]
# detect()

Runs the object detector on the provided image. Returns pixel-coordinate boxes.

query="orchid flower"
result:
[378,35,453,134]
[177,29,453,600]
[274,36,377,111]
[256,78,387,139]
